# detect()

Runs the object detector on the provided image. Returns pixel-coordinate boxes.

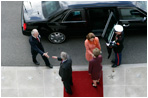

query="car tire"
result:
[48,32,66,44]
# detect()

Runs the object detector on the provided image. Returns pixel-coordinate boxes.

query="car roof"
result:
[63,1,136,9]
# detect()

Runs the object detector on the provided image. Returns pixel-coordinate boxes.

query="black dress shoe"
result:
[112,64,117,68]
[66,89,72,95]
[97,82,100,84]
[34,61,40,65]
[47,64,53,68]
[67,91,72,95]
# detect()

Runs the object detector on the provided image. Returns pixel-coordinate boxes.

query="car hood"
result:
[23,1,46,22]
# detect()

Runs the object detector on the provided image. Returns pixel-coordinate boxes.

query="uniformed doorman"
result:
[112,25,124,67]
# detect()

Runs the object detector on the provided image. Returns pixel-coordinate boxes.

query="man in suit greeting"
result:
[52,52,73,95]
[29,29,53,68]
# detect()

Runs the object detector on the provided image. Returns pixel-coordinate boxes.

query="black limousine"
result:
[22,1,147,44]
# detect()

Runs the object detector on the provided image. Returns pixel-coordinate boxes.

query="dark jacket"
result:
[89,55,102,80]
[58,57,72,81]
[29,35,44,55]
[113,32,124,53]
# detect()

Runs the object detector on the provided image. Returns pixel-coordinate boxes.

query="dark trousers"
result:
[115,53,122,66]
[63,76,73,94]
[31,51,51,66]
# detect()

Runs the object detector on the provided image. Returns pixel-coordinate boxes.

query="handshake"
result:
[43,52,58,59]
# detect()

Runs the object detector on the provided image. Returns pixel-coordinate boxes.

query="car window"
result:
[65,11,82,21]
[42,1,60,18]
[120,8,144,20]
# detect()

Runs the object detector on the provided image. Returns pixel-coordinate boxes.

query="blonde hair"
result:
[93,48,100,57]
[86,33,95,40]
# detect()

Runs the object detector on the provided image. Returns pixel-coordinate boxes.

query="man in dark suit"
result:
[29,29,53,68]
[52,52,73,95]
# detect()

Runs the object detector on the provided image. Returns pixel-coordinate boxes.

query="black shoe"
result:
[112,64,117,68]
[92,83,97,88]
[97,82,100,84]
[66,90,72,95]
[34,61,40,65]
[67,92,72,95]
[47,64,53,68]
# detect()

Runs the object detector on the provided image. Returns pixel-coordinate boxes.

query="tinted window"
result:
[88,8,110,29]
[65,11,82,21]
[120,8,144,20]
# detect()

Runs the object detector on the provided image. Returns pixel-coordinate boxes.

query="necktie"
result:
[61,60,63,64]
[36,37,40,42]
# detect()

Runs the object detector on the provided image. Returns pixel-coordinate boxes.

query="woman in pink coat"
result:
[85,33,101,61]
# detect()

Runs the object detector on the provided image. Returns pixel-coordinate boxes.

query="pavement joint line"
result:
[2,63,146,66]
[43,70,45,97]
[1,63,147,69]
[1,63,147,66]
[16,70,19,97]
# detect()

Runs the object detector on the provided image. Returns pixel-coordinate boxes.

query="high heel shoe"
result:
[92,83,97,88]
[97,82,100,84]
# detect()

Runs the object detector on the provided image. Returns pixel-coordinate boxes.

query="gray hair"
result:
[31,29,38,36]
[60,52,68,60]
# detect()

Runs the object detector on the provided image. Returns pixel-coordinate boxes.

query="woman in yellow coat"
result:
[85,33,101,61]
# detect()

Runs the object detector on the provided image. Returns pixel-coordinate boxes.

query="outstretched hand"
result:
[43,52,49,58]
[52,56,57,59]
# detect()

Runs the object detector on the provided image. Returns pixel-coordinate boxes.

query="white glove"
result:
[106,43,110,46]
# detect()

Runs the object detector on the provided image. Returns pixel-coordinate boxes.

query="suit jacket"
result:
[29,35,44,55]
[58,57,72,81]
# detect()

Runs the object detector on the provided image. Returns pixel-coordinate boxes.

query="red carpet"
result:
[64,71,103,97]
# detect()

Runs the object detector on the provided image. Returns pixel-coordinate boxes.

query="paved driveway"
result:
[1,1,147,66]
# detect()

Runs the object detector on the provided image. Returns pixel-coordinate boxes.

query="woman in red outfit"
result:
[89,48,102,88]
[84,33,101,61]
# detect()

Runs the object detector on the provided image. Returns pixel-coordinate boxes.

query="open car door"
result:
[102,12,117,43]
[102,12,118,58]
